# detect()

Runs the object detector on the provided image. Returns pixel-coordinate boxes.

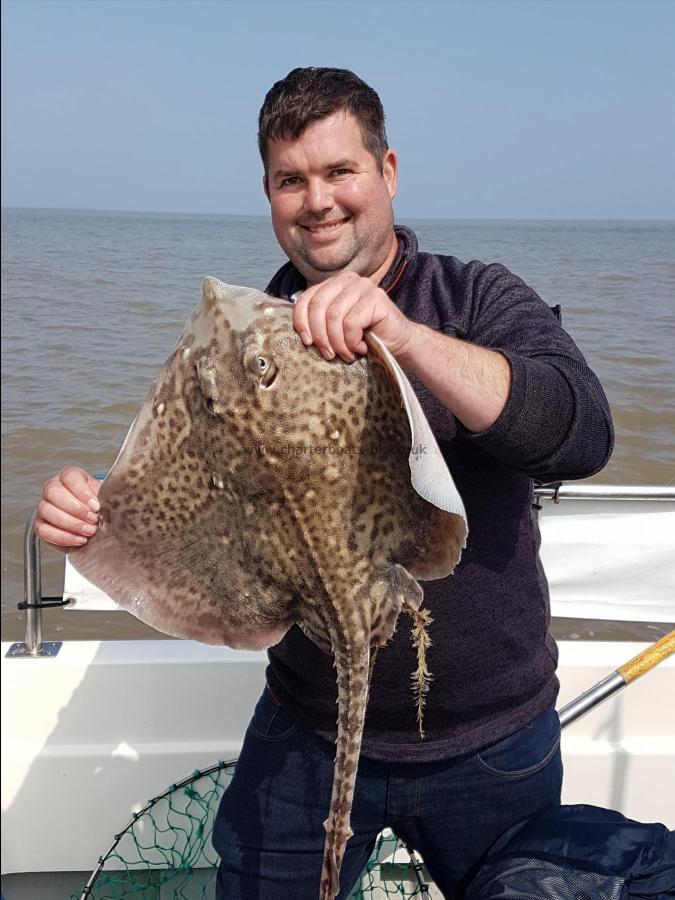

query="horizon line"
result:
[2,204,674,224]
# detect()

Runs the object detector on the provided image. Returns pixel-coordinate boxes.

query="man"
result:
[35,68,614,898]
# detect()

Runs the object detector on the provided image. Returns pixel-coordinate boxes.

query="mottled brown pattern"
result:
[70,278,466,900]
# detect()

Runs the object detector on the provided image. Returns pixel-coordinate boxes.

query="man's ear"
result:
[263,175,270,202]
[383,149,398,201]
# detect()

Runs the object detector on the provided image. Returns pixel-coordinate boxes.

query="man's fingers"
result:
[292,274,397,362]
[42,476,99,520]
[34,495,96,550]
[34,466,100,550]
[59,466,101,508]
[292,290,314,347]
[293,274,359,358]
[324,289,366,362]
[297,282,340,359]
[37,499,99,535]
[86,473,102,498]
[306,278,361,361]
[34,518,89,550]
[342,297,378,356]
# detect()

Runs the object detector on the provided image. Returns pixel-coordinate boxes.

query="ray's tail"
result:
[320,638,371,900]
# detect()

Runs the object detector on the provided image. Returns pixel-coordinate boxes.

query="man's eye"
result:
[331,168,351,177]
[279,176,300,188]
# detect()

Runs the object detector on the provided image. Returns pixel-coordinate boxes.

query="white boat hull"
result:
[3,485,674,889]
[2,637,674,880]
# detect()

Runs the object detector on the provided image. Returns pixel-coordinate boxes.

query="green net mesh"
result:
[70,760,434,900]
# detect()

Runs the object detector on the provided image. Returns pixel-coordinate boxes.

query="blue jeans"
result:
[212,687,563,900]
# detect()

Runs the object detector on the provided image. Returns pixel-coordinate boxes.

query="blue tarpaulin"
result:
[465,804,675,899]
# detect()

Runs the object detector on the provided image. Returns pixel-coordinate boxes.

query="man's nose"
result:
[304,178,332,215]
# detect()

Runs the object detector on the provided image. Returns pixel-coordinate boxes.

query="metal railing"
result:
[23,510,43,653]
[7,483,675,658]
[6,510,71,658]
[534,483,675,503]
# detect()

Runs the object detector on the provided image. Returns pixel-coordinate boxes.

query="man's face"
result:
[264,111,398,285]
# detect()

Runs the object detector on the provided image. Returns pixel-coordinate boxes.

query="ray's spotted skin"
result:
[70,278,467,900]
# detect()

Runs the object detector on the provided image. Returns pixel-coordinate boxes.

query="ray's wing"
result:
[69,352,298,648]
[365,333,468,579]
[70,477,297,648]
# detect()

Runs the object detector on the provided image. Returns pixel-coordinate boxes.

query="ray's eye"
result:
[261,360,277,388]
[203,395,216,415]
[249,353,278,388]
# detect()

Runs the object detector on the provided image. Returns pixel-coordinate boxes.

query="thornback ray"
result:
[69,276,468,900]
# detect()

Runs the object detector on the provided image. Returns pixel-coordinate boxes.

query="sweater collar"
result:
[265,224,418,300]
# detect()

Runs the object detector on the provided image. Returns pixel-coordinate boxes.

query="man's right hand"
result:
[34,467,101,551]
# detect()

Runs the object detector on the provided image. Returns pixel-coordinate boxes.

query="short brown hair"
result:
[258,67,388,172]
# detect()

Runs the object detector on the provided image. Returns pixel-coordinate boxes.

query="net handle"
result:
[618,628,675,684]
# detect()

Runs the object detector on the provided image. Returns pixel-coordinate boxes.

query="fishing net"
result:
[71,760,435,900]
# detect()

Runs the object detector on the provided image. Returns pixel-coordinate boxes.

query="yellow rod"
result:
[617,628,675,684]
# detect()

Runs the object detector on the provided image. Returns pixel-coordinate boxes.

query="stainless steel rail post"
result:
[6,509,62,658]
[24,509,43,654]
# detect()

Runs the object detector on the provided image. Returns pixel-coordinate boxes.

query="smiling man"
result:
[210,68,614,898]
[264,108,398,289]
[34,68,614,899]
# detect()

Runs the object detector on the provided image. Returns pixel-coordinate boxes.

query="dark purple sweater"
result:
[264,225,614,763]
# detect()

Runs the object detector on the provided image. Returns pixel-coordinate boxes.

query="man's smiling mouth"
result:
[300,217,350,234]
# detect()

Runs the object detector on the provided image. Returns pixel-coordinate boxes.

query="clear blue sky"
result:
[2,0,674,219]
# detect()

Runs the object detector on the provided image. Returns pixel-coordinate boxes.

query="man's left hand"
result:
[292,271,414,363]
